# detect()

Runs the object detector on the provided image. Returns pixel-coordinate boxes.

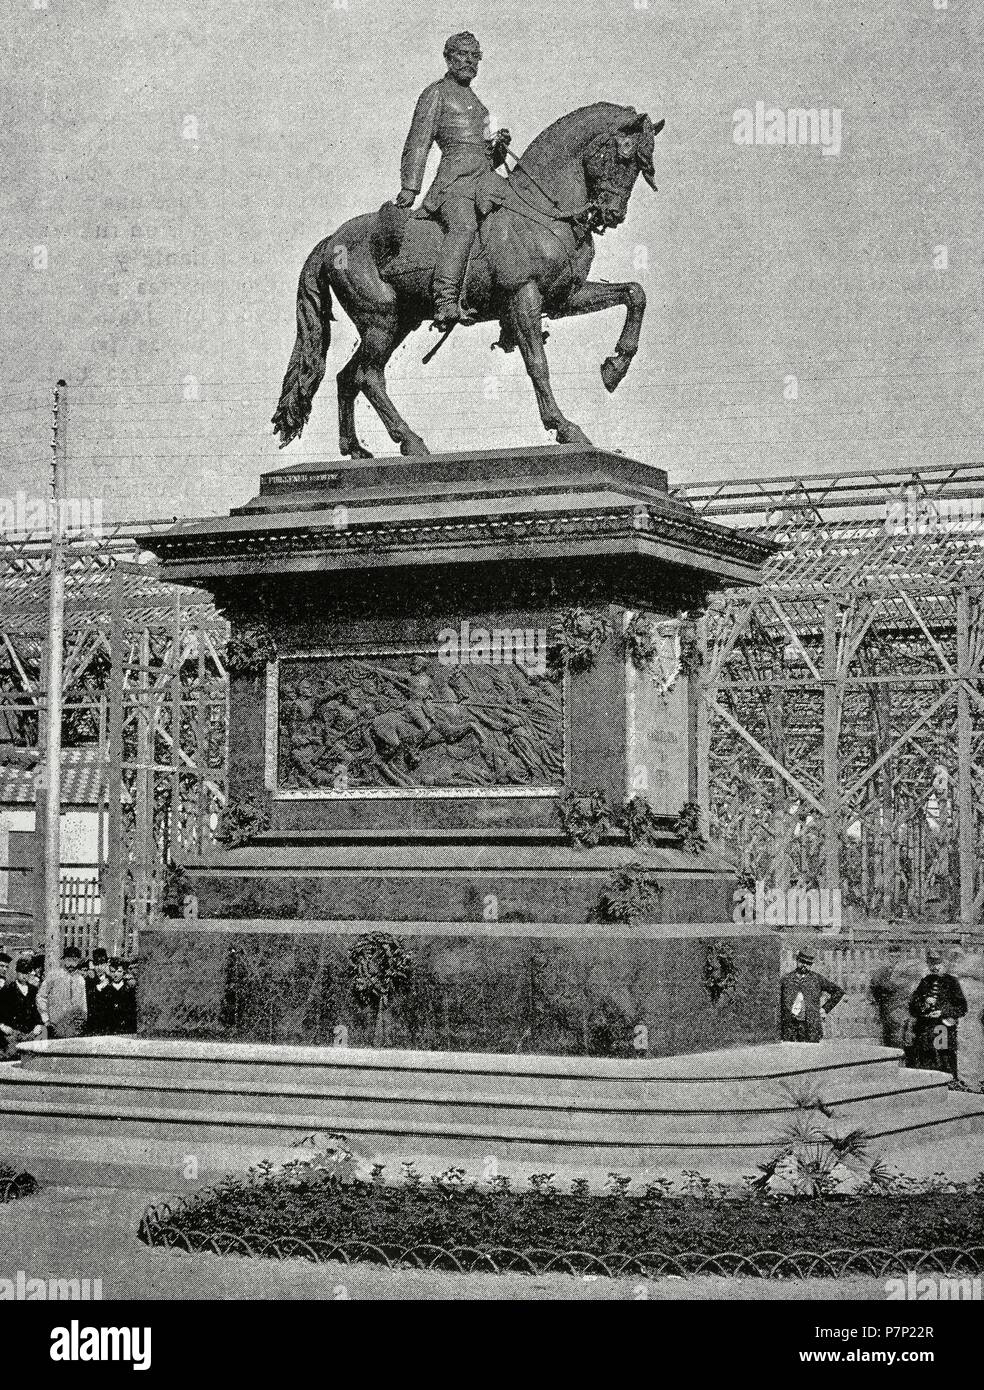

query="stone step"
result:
[862,1091,984,1150]
[17,1038,909,1104]
[0,1084,979,1172]
[2,1038,977,1188]
[0,1063,950,1139]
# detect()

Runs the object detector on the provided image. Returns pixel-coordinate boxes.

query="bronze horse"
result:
[272,103,663,457]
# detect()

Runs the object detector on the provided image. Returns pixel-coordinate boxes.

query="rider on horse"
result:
[394,32,512,330]
[272,79,662,455]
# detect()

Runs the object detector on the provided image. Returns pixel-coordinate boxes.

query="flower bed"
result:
[138,1160,984,1277]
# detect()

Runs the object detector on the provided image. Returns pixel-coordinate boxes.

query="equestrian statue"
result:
[272,30,664,457]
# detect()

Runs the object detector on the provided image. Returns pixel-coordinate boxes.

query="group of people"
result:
[0,946,136,1059]
[780,946,969,1083]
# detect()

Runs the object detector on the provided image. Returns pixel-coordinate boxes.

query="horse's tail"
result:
[272,240,335,447]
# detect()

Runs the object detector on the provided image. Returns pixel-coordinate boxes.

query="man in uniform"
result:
[394,32,511,328]
[907,948,967,1082]
[779,949,845,1042]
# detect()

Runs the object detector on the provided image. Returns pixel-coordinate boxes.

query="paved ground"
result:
[0,1184,907,1301]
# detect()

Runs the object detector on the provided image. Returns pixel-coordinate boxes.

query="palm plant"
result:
[753,1085,875,1197]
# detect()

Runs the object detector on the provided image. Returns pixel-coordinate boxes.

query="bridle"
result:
[500,146,622,236]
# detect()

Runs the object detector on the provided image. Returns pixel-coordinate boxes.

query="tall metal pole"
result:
[43,379,67,966]
[955,585,976,926]
[105,565,125,953]
[822,595,841,893]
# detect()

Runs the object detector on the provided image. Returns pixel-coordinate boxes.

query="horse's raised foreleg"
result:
[357,316,430,457]
[506,282,591,446]
[559,280,647,392]
[336,348,373,459]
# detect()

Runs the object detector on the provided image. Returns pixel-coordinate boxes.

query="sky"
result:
[1,0,981,523]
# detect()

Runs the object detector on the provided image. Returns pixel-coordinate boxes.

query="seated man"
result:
[0,956,44,1058]
[395,31,510,329]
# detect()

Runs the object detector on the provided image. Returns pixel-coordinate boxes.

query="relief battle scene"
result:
[275,651,565,792]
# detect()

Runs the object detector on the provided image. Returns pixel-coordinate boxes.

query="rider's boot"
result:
[432,235,478,329]
[433,294,478,331]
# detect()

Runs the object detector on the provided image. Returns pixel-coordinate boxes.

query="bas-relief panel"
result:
[266,649,566,799]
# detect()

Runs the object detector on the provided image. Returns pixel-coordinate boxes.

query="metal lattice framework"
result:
[0,521,228,952]
[674,461,984,927]
[3,457,984,942]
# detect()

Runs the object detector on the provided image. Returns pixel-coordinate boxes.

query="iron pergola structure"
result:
[0,520,227,952]
[674,460,984,928]
[1,456,983,945]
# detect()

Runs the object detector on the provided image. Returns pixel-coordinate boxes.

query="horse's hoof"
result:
[400,437,430,456]
[555,423,592,447]
[601,354,629,393]
[343,445,374,460]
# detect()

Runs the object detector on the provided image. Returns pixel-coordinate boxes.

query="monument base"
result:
[3,1037,983,1189]
[137,918,779,1058]
[140,445,780,1062]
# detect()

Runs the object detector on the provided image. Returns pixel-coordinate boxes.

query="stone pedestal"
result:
[139,444,778,1056]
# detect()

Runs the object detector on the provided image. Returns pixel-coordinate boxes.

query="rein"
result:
[499,148,596,228]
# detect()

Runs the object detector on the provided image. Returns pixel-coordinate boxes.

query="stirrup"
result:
[432,301,477,331]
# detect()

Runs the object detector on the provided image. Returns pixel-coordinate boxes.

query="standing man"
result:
[37,944,89,1039]
[908,948,967,1082]
[395,31,511,328]
[0,956,44,1057]
[87,947,109,986]
[97,957,137,1036]
[779,948,845,1042]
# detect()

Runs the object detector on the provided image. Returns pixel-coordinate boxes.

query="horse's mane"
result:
[515,102,638,183]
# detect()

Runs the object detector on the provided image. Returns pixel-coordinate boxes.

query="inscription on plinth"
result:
[624,616,691,814]
[266,649,566,799]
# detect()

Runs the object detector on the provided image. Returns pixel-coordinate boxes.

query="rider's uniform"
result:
[400,75,500,314]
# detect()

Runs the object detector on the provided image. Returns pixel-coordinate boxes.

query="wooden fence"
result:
[778,935,984,1042]
[58,874,101,957]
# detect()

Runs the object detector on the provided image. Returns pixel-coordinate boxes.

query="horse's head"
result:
[582,112,664,231]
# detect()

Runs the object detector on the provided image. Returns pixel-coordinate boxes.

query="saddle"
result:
[374,173,512,284]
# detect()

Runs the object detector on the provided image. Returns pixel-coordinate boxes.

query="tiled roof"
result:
[0,522,222,637]
[0,747,109,807]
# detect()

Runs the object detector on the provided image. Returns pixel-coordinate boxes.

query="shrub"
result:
[597,861,661,924]
[0,1164,38,1203]
[139,1158,984,1274]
